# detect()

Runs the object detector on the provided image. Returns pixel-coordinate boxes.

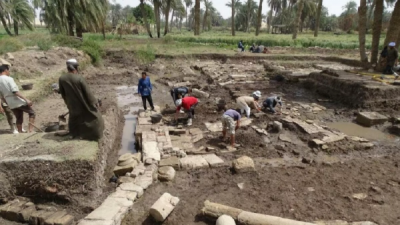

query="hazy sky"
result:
[115,0,356,18]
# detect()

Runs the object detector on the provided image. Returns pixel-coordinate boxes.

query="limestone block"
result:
[158,166,176,181]
[238,211,315,225]
[19,204,36,222]
[1,200,27,221]
[86,197,132,221]
[192,88,210,98]
[113,161,137,176]
[37,211,55,225]
[53,214,74,225]
[149,193,180,222]
[189,128,203,135]
[43,211,67,225]
[232,156,255,173]
[131,163,146,178]
[143,141,160,162]
[273,121,283,132]
[118,183,144,197]
[202,154,224,168]
[117,176,135,184]
[110,190,138,202]
[192,133,204,143]
[135,174,153,189]
[201,200,243,220]
[216,215,236,225]
[356,112,388,127]
[159,157,181,170]
[77,219,113,225]
[180,155,209,170]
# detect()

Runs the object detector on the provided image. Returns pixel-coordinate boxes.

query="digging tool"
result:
[58,112,69,123]
[29,122,45,133]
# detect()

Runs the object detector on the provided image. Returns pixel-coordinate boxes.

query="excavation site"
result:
[0,47,399,225]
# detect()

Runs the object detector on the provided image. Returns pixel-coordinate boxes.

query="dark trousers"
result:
[11,105,35,125]
[187,102,198,118]
[383,65,394,75]
[142,95,154,110]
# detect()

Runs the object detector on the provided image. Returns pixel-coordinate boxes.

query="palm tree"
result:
[358,0,368,63]
[292,0,304,39]
[313,0,322,37]
[194,0,200,35]
[164,0,172,35]
[383,0,400,47]
[153,0,161,37]
[226,0,241,36]
[0,0,13,36]
[140,0,153,38]
[267,0,287,33]
[202,0,212,31]
[184,0,193,28]
[255,0,263,36]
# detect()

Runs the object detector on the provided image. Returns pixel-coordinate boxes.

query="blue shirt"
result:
[138,76,152,96]
[224,109,241,121]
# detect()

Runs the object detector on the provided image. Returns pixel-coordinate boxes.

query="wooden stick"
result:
[29,122,45,133]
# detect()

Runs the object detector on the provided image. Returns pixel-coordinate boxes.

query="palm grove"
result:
[0,0,400,64]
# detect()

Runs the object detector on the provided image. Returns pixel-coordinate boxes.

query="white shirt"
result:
[0,75,26,109]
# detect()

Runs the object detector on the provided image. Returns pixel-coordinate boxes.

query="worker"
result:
[381,42,399,79]
[57,59,104,140]
[221,109,241,147]
[236,91,262,118]
[138,71,155,111]
[250,43,256,52]
[0,64,35,133]
[175,96,198,126]
[170,87,192,112]
[263,96,282,114]
[238,40,245,52]
[0,99,18,134]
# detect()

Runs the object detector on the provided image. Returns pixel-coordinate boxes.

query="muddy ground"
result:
[1,50,400,225]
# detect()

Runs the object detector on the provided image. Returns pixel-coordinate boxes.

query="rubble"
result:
[232,156,255,173]
[158,166,176,181]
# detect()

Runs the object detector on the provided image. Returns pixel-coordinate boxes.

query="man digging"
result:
[170,86,192,113]
[174,96,198,126]
[0,64,35,133]
[236,91,262,118]
[221,109,241,147]
[263,96,283,114]
[55,59,104,140]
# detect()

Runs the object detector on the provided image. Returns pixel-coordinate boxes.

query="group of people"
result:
[380,42,399,79]
[0,58,104,141]
[238,41,269,53]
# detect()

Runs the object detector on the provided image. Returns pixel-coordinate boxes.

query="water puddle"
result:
[116,86,141,155]
[327,122,395,141]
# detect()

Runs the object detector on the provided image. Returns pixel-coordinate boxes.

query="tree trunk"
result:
[397,32,400,51]
[255,0,263,36]
[246,0,251,32]
[194,0,200,35]
[267,10,272,33]
[164,0,172,36]
[102,21,106,40]
[13,20,18,36]
[67,7,75,36]
[314,0,323,37]
[231,0,235,36]
[154,0,161,38]
[358,0,368,63]
[202,9,208,31]
[383,0,400,47]
[140,0,153,38]
[292,0,304,40]
[170,9,175,32]
[0,14,13,36]
[186,5,189,28]
[76,22,83,38]
[370,0,383,64]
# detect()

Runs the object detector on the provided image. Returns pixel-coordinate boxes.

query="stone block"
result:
[157,136,167,143]
[158,166,176,181]
[110,190,138,202]
[356,112,388,127]
[149,193,180,222]
[180,155,209,170]
[135,175,153,189]
[143,141,160,162]
[138,117,152,125]
[86,197,132,222]
[232,156,255,173]
[118,183,144,197]
[44,211,67,225]
[189,128,203,135]
[77,220,113,225]
[216,215,236,225]
[311,139,325,146]
[159,157,181,170]
[273,121,283,132]
[202,154,224,168]
[192,133,204,143]
[131,163,146,178]
[113,161,137,176]
[192,88,210,98]
[53,214,74,225]
[118,176,136,184]
[37,211,55,225]
[19,204,36,222]
[1,200,27,222]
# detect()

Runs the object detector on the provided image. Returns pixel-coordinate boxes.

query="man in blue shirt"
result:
[238,40,245,52]
[263,96,282,114]
[138,71,155,111]
[221,109,241,147]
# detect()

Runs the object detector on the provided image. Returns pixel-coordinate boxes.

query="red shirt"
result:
[177,97,198,111]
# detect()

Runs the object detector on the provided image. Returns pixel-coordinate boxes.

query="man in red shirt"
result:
[175,96,198,126]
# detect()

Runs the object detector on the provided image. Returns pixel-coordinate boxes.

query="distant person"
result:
[238,40,245,52]
[170,87,192,113]
[381,42,399,80]
[263,96,282,114]
[175,96,198,126]
[221,109,241,147]
[57,59,104,140]
[380,46,388,68]
[250,43,256,52]
[0,64,35,133]
[262,47,269,54]
[138,71,155,111]
[236,91,262,118]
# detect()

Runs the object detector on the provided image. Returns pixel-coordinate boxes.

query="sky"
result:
[115,0,356,18]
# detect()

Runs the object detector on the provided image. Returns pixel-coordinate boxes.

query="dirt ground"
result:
[1,49,400,225]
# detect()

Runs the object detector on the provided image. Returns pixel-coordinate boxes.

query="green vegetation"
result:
[135,44,156,64]
[0,37,24,54]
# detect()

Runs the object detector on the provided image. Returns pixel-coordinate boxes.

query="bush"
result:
[163,35,174,44]
[37,38,54,51]
[0,38,23,54]
[52,35,83,49]
[135,44,155,64]
[80,39,103,66]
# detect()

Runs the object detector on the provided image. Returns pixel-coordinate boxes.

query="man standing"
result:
[263,96,282,114]
[0,99,18,134]
[57,59,104,140]
[221,109,241,147]
[236,91,262,118]
[0,64,35,133]
[175,96,198,126]
[138,71,155,111]
[381,42,399,79]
